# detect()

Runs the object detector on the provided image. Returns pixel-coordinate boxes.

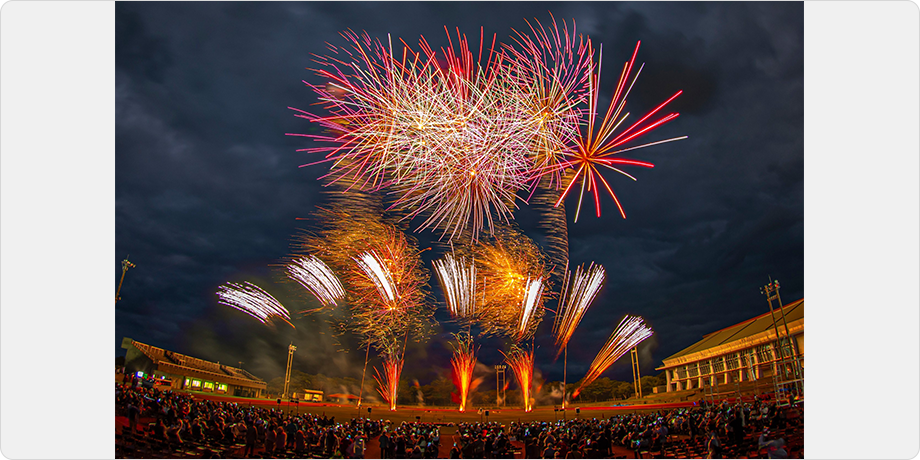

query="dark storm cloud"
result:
[116,2,802,386]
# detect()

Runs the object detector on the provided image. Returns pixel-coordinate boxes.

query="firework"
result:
[433,252,478,319]
[573,315,653,398]
[290,25,584,241]
[472,229,548,341]
[545,41,687,222]
[286,255,346,309]
[294,207,435,352]
[503,15,594,190]
[502,346,535,412]
[374,354,404,411]
[216,281,293,328]
[449,333,479,412]
[553,262,606,356]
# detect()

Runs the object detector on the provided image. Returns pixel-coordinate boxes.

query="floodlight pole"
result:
[115,256,136,303]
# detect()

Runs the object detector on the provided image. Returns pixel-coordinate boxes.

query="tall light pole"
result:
[115,256,136,303]
[283,343,296,398]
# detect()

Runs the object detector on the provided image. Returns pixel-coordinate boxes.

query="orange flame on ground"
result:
[374,356,404,411]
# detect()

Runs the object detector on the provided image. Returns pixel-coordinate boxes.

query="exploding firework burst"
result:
[502,346,535,412]
[374,354,404,411]
[286,255,346,310]
[546,41,687,222]
[553,262,606,357]
[449,333,479,412]
[216,281,293,328]
[472,229,548,342]
[292,207,435,353]
[573,315,653,398]
[503,15,594,191]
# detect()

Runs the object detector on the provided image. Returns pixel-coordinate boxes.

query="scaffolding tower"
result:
[495,364,506,406]
[630,347,642,399]
[760,279,803,403]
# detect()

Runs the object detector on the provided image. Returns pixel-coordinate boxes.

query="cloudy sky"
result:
[115,2,803,388]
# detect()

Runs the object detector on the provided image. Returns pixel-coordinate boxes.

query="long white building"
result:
[656,299,803,393]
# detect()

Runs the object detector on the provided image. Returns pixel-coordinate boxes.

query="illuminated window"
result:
[185,378,191,387]
[203,382,214,390]
[218,384,228,392]
[191,380,201,388]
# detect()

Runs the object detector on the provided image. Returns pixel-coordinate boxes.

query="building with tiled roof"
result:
[656,299,803,394]
[121,337,266,397]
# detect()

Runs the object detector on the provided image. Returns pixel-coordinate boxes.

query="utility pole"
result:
[115,256,136,303]
[630,347,642,399]
[283,343,296,398]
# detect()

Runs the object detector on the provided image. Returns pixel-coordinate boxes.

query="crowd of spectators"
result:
[117,383,380,458]
[117,383,800,459]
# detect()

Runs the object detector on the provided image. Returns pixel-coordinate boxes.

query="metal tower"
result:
[283,343,297,398]
[630,346,642,399]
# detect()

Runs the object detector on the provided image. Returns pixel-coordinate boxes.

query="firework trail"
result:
[502,346,535,412]
[573,315,653,398]
[449,333,479,412]
[374,354,404,411]
[543,41,687,222]
[216,281,293,328]
[286,255,346,309]
[533,183,569,283]
[553,262,606,357]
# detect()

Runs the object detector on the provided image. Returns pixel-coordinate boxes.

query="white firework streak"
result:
[286,255,346,307]
[216,281,293,327]
[553,262,606,355]
[517,277,544,341]
[433,253,477,319]
[354,250,399,305]
[575,315,653,396]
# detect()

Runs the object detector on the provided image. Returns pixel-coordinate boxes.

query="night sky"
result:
[115,2,804,389]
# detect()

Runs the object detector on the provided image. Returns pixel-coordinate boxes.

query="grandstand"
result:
[121,337,266,397]
[656,299,804,398]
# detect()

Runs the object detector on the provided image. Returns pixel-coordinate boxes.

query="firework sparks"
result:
[216,282,293,328]
[503,15,593,190]
[573,315,653,398]
[374,355,404,411]
[433,252,478,319]
[290,23,593,241]
[553,262,606,357]
[286,255,346,308]
[449,333,479,412]
[546,41,686,222]
[502,346,535,412]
